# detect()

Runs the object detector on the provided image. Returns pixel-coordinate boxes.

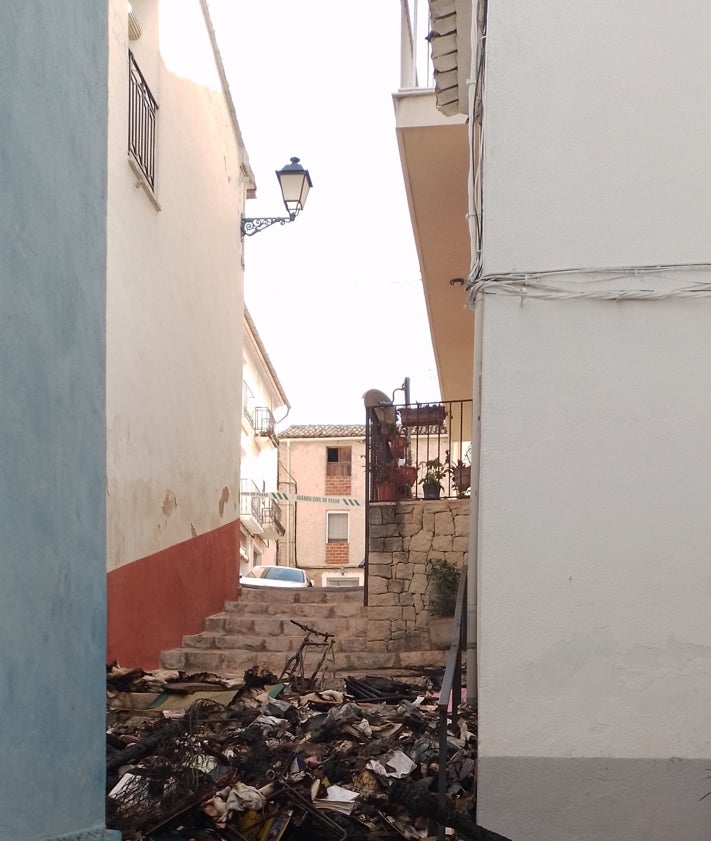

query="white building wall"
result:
[482,0,711,275]
[240,317,288,570]
[474,2,711,838]
[106,0,244,571]
[478,288,711,756]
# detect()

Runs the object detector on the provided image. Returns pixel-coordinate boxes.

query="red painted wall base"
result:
[107,519,239,669]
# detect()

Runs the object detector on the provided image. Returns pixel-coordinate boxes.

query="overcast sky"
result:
[208,0,440,427]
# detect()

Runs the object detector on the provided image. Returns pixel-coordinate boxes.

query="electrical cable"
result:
[465,263,711,309]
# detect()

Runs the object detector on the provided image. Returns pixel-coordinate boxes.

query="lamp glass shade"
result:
[276,157,312,216]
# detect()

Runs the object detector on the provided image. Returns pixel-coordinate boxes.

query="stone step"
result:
[182,630,369,653]
[160,645,448,681]
[235,585,364,605]
[204,613,368,638]
[159,584,452,684]
[225,600,367,620]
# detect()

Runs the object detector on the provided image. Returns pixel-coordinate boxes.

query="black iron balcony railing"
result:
[366,399,473,502]
[128,51,158,190]
[254,407,278,446]
[261,496,285,536]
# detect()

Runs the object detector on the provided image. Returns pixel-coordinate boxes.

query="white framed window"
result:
[326,511,349,543]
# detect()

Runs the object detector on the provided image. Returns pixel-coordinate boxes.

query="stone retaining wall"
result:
[366,499,470,652]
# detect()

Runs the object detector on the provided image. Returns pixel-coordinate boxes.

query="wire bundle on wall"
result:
[465,263,711,309]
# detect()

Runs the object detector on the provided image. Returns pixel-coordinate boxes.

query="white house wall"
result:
[482,0,711,276]
[106,0,245,666]
[240,317,288,569]
[474,1,711,838]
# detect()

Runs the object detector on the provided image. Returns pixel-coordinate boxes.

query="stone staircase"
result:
[160,585,449,681]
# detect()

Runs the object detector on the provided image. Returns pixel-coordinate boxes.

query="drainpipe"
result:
[467,305,483,702]
[465,2,487,702]
[286,440,293,568]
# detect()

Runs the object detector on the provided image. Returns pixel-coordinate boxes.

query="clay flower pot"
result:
[398,404,447,428]
[388,435,408,460]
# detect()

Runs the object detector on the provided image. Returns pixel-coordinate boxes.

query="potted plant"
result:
[374,461,417,501]
[426,557,461,617]
[388,433,408,461]
[418,457,450,499]
[450,449,472,498]
[398,403,447,428]
[426,557,461,647]
[397,463,418,488]
[374,461,398,501]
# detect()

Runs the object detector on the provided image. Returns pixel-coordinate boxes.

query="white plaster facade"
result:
[397,1,711,837]
[106,0,250,572]
[240,308,290,573]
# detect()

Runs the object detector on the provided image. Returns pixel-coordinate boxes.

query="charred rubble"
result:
[106,662,509,841]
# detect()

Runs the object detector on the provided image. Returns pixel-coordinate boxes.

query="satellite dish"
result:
[362,389,393,408]
[362,389,396,425]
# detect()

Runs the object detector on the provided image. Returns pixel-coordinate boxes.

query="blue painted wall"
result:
[0,3,116,839]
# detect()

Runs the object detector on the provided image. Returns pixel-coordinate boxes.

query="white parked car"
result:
[239,565,314,588]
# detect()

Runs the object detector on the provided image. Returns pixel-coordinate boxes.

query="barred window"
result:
[128,51,158,190]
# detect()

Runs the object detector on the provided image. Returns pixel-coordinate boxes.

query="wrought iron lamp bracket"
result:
[241,214,296,237]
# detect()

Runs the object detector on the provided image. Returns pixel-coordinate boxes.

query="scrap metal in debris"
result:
[106,663,510,841]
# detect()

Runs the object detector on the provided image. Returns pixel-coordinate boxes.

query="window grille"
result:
[128,51,158,190]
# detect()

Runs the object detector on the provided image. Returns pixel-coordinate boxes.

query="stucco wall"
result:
[482,0,711,276]
[105,0,246,665]
[0,3,116,839]
[106,0,244,572]
[476,288,711,839]
[476,3,711,837]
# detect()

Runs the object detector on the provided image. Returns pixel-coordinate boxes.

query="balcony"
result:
[239,478,263,535]
[254,407,278,447]
[261,496,285,539]
[395,1,473,404]
[366,399,472,502]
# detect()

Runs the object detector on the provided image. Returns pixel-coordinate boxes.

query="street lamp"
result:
[241,157,313,237]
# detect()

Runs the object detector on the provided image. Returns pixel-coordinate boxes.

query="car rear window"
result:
[263,567,303,583]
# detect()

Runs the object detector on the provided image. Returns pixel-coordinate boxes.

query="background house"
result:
[278,426,366,587]
[397,1,711,838]
[240,308,290,574]
[105,0,254,668]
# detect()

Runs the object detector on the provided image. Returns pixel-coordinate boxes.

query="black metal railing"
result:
[254,407,278,446]
[128,51,158,190]
[261,496,285,536]
[437,567,468,841]
[366,399,473,502]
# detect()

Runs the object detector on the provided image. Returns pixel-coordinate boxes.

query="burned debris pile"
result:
[107,663,510,841]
